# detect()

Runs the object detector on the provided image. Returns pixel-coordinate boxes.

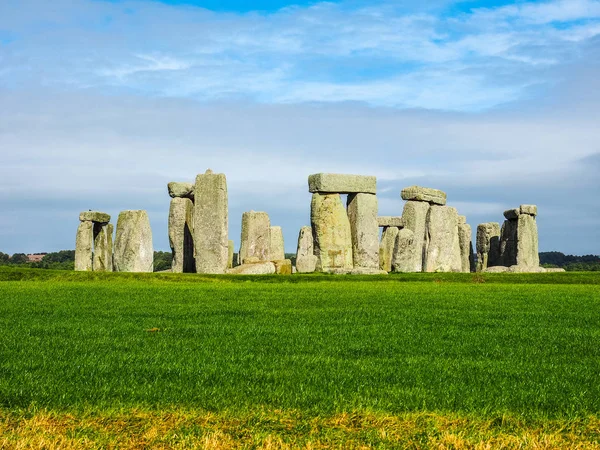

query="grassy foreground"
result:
[1,268,599,447]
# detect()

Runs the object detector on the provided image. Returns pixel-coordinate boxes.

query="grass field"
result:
[1,267,599,448]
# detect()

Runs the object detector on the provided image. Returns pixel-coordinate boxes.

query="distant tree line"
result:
[540,252,600,271]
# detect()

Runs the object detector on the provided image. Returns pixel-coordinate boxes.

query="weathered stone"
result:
[349,267,388,275]
[167,182,194,200]
[311,193,353,272]
[79,211,110,223]
[458,222,472,273]
[270,226,285,261]
[377,216,404,228]
[75,221,93,271]
[545,268,566,273]
[308,173,376,194]
[401,201,430,272]
[503,209,520,220]
[516,213,539,268]
[194,170,228,274]
[296,226,317,273]
[93,223,112,272]
[379,226,399,272]
[227,261,276,275]
[113,210,153,272]
[424,205,462,273]
[106,224,114,272]
[520,204,537,217]
[457,215,467,224]
[391,228,416,273]
[484,266,509,273]
[401,186,446,206]
[273,259,292,275]
[168,198,195,273]
[347,193,379,269]
[239,211,270,264]
[476,222,501,272]
[499,219,518,267]
[508,265,545,273]
[243,256,262,264]
[228,240,234,269]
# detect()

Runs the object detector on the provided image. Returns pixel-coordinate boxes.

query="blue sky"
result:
[0,0,599,256]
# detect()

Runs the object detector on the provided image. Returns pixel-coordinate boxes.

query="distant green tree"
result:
[10,253,29,264]
[154,251,173,272]
[42,250,75,264]
[0,252,10,265]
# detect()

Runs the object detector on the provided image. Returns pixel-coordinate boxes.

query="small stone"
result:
[503,209,520,220]
[347,193,379,269]
[79,211,110,223]
[424,205,462,273]
[270,226,285,261]
[401,186,446,205]
[239,211,271,263]
[308,173,377,194]
[75,221,93,271]
[273,259,292,275]
[167,182,194,200]
[484,266,509,273]
[545,268,566,273]
[349,267,388,275]
[391,228,415,273]
[520,204,537,216]
[377,216,404,228]
[379,226,399,272]
[296,226,317,273]
[113,210,154,273]
[227,261,276,275]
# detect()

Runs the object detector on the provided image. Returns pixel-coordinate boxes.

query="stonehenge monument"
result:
[75,211,112,272]
[113,210,154,273]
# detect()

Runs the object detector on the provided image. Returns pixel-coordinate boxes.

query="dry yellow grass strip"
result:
[1,409,599,449]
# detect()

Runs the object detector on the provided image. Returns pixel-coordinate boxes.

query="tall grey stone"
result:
[499,219,518,267]
[391,228,416,273]
[228,240,234,269]
[311,193,353,272]
[296,226,317,273]
[113,210,154,273]
[75,221,93,271]
[169,197,195,273]
[194,169,228,274]
[270,226,285,261]
[106,224,114,272]
[401,186,447,206]
[239,211,271,264]
[347,193,379,269]
[457,222,472,273]
[93,223,112,272]
[424,205,462,273]
[309,173,376,194]
[401,201,430,272]
[476,222,501,272]
[517,213,539,268]
[379,226,399,272]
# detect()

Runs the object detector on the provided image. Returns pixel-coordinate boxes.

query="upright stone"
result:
[311,193,353,272]
[347,193,379,269]
[239,211,271,264]
[269,226,285,261]
[517,212,539,268]
[228,240,235,269]
[476,222,501,272]
[401,201,430,272]
[75,221,93,271]
[379,226,399,272]
[296,226,317,273]
[194,169,228,274]
[113,210,153,272]
[106,224,114,272]
[391,228,416,273]
[424,205,462,273]
[457,222,472,273]
[93,223,112,272]
[169,197,195,273]
[499,218,518,267]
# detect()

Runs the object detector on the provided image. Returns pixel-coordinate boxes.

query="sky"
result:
[0,0,599,256]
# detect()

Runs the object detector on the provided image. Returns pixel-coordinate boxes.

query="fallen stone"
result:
[508,265,545,273]
[74,221,93,271]
[227,261,276,275]
[377,216,404,228]
[79,211,110,223]
[391,228,416,273]
[545,268,566,273]
[424,205,462,273]
[296,226,317,273]
[272,259,292,275]
[194,170,228,274]
[347,193,379,269]
[93,223,112,272]
[168,198,195,273]
[239,211,270,264]
[520,204,537,217]
[243,256,262,264]
[401,201,430,272]
[270,226,285,261]
[379,226,399,272]
[311,193,353,272]
[113,210,154,273]
[167,182,194,200]
[308,173,377,194]
[458,222,472,273]
[349,267,388,275]
[503,209,520,220]
[476,222,501,272]
[516,213,539,267]
[484,266,509,273]
[401,186,446,206]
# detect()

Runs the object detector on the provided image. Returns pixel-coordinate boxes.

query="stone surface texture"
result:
[75,221,94,271]
[516,213,539,268]
[401,201,430,272]
[401,186,447,205]
[484,266,510,273]
[476,222,501,272]
[239,211,271,264]
[269,226,285,261]
[377,216,404,227]
[379,226,399,272]
[168,182,194,199]
[296,226,317,273]
[424,205,462,273]
[520,204,538,216]
[310,193,353,272]
[227,261,276,275]
[458,222,472,273]
[273,259,293,275]
[79,211,110,223]
[193,170,228,274]
[93,223,112,272]
[347,193,379,269]
[499,219,518,267]
[168,197,195,273]
[503,209,520,220]
[308,173,376,194]
[113,210,153,273]
[391,228,416,273]
[228,240,234,269]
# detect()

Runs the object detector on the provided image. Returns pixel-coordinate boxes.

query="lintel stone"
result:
[308,173,376,194]
[79,211,110,223]
[520,204,537,216]
[377,216,404,228]
[400,186,446,205]
[503,209,520,220]
[168,182,194,200]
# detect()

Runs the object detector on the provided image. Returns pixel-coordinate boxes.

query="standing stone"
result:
[311,193,353,272]
[517,212,539,268]
[499,218,518,267]
[379,226,399,272]
[93,223,112,272]
[401,201,430,272]
[270,226,285,261]
[194,170,228,274]
[458,222,472,273]
[168,197,195,273]
[239,211,271,264]
[296,226,317,273]
[106,224,114,272]
[113,210,154,273]
[228,240,234,269]
[424,205,462,273]
[391,228,416,273]
[347,193,379,269]
[75,221,93,271]
[476,222,501,272]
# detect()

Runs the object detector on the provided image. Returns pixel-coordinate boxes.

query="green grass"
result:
[0,268,599,421]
